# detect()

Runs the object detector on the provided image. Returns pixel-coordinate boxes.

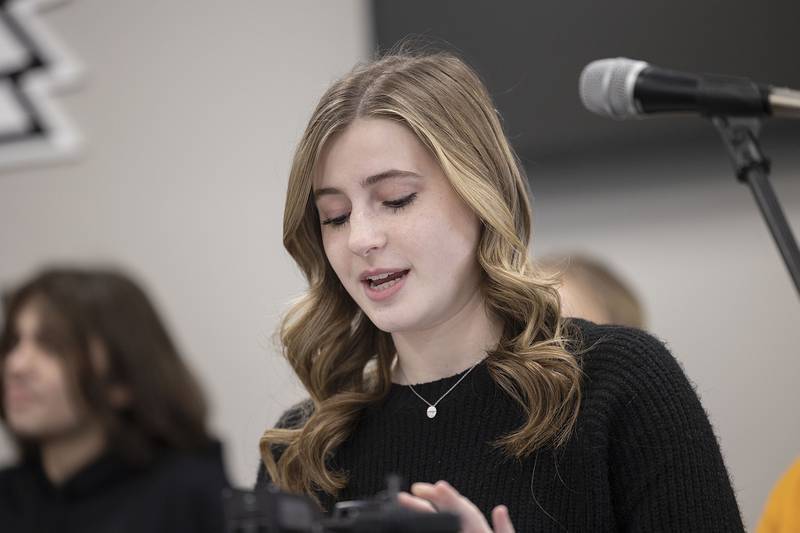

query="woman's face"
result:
[313,117,483,334]
[2,302,86,441]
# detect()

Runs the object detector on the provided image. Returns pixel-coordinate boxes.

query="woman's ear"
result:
[88,336,131,409]
[88,336,110,375]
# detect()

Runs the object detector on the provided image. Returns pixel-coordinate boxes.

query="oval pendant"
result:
[426,405,437,418]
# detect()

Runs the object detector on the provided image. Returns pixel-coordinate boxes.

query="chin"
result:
[364,311,429,335]
[6,420,42,439]
[360,308,406,332]
[365,317,404,333]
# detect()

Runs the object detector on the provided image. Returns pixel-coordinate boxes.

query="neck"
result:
[391,290,502,384]
[40,421,107,486]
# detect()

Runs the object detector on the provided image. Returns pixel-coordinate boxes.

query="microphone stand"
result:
[712,116,800,297]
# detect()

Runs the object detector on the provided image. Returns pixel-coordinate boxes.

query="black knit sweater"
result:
[257,321,744,531]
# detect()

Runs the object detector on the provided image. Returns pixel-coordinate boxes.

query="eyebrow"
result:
[313,169,421,199]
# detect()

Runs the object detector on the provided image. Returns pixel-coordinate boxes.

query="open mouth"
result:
[364,269,410,292]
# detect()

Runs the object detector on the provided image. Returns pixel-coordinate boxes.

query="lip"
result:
[4,388,36,409]
[358,267,410,281]
[360,268,410,302]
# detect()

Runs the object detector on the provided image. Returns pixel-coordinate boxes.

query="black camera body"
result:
[222,476,460,533]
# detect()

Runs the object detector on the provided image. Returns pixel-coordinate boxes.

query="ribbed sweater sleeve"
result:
[581,325,744,531]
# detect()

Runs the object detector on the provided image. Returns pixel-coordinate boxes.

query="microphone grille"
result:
[579,58,649,119]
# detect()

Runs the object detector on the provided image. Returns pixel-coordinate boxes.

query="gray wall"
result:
[1,2,797,530]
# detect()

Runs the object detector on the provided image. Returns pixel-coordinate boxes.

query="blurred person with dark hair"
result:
[0,267,229,533]
[538,254,646,329]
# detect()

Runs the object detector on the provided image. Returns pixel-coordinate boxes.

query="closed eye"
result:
[383,192,417,211]
[321,213,349,226]
[320,193,418,228]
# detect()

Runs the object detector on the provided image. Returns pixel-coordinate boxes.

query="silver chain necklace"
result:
[397,361,481,419]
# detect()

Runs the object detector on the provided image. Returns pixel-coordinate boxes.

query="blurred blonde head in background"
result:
[538,254,646,329]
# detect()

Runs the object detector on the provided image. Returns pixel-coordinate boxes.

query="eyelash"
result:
[321,193,417,228]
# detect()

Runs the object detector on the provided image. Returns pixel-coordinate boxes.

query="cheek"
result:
[321,233,351,282]
[3,356,83,435]
[415,202,480,268]
[42,362,83,423]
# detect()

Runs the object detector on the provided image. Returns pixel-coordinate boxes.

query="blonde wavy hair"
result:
[260,50,582,501]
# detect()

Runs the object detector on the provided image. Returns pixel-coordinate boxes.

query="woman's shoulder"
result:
[0,461,29,495]
[0,462,24,480]
[275,398,315,429]
[255,399,315,489]
[569,318,679,376]
[153,441,229,484]
[127,442,230,511]
[567,318,696,412]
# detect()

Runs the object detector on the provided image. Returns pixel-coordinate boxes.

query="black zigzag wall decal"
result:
[0,0,82,170]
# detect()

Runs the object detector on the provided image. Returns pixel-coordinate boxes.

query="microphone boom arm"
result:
[712,115,800,298]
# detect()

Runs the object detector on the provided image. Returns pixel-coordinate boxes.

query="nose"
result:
[4,343,35,376]
[347,209,387,257]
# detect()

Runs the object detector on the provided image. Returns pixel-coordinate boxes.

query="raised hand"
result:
[397,480,515,533]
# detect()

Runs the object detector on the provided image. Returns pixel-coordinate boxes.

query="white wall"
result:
[0,1,796,530]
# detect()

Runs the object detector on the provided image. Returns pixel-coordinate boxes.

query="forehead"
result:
[10,295,74,351]
[13,298,44,334]
[313,118,434,189]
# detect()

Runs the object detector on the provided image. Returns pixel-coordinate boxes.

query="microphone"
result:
[579,57,800,120]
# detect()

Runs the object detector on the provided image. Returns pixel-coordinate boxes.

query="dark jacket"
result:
[0,443,229,533]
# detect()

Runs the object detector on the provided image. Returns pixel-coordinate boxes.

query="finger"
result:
[397,491,437,513]
[412,481,491,533]
[491,505,516,533]
[411,480,462,509]
[429,481,474,512]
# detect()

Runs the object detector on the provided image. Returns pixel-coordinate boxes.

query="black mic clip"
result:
[711,116,771,183]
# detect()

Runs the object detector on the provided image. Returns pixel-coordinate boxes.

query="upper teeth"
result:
[367,272,397,281]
